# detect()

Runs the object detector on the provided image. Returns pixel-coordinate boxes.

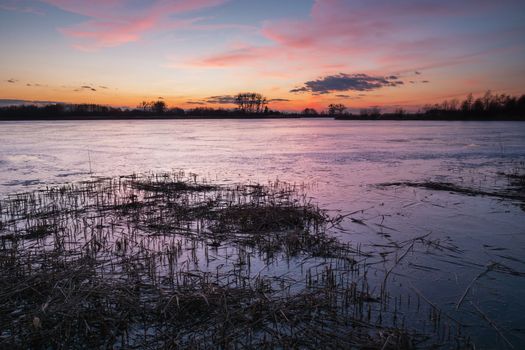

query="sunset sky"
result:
[1,0,524,111]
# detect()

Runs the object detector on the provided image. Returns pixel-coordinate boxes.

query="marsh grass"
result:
[377,177,525,203]
[0,171,469,349]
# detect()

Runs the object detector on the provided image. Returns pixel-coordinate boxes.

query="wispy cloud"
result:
[268,98,290,102]
[74,85,97,92]
[186,0,525,99]
[43,0,229,50]
[184,95,291,106]
[204,95,237,104]
[196,47,266,67]
[0,99,62,107]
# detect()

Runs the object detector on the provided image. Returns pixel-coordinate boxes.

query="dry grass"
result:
[0,171,468,349]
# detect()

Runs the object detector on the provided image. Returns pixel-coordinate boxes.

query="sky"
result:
[1,0,524,112]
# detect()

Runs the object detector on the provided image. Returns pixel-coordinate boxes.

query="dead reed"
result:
[0,171,467,349]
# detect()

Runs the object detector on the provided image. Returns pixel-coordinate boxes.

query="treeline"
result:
[0,100,284,120]
[1,91,524,121]
[335,92,525,120]
[0,93,288,120]
[420,91,525,120]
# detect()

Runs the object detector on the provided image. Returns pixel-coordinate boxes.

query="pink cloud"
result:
[192,44,358,76]
[197,47,273,67]
[258,0,502,62]
[189,0,424,71]
[260,0,395,50]
[188,0,524,80]
[42,0,229,50]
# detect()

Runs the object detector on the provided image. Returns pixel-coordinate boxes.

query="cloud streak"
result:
[186,101,206,105]
[0,99,62,107]
[204,95,237,104]
[43,0,229,50]
[74,85,97,92]
[184,95,291,106]
[186,0,525,104]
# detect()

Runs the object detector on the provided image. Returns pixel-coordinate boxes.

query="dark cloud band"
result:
[290,73,404,94]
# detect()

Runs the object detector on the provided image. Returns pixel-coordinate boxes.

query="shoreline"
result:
[0,115,524,121]
[0,114,303,121]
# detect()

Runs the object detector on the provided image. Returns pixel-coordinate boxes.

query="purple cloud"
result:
[291,73,404,94]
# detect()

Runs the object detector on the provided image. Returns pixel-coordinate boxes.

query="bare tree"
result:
[138,101,152,112]
[152,100,167,114]
[302,108,318,115]
[461,93,473,112]
[328,103,347,115]
[360,107,381,117]
[138,100,167,114]
[235,93,268,114]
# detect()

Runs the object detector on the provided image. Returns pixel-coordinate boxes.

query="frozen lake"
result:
[1,119,524,347]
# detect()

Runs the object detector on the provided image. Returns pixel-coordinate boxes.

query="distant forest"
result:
[0,91,524,120]
[336,91,525,120]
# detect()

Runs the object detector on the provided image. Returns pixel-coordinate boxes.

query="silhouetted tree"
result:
[168,107,185,115]
[421,90,525,120]
[152,100,167,114]
[138,101,152,112]
[137,100,167,114]
[461,93,473,113]
[302,108,318,115]
[360,107,381,118]
[234,93,268,113]
[328,104,347,115]
[393,108,406,116]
